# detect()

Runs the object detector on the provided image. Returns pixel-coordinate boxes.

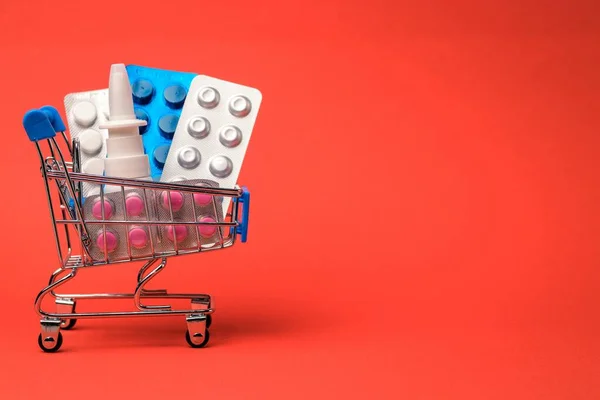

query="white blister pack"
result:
[64,89,109,196]
[160,75,262,214]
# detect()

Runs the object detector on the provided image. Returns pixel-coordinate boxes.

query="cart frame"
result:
[23,106,251,352]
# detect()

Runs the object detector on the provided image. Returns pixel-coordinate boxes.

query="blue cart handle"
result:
[23,106,66,142]
[235,187,251,243]
[41,105,67,132]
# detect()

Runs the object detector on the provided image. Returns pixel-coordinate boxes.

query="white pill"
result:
[79,129,103,155]
[177,146,201,169]
[228,95,251,117]
[209,155,233,178]
[218,125,242,148]
[170,176,188,182]
[73,101,97,127]
[197,86,220,109]
[82,158,104,175]
[187,116,210,139]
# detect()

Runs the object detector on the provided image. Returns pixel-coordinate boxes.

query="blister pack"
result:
[159,75,262,215]
[154,179,226,251]
[82,180,226,262]
[82,188,157,262]
[64,89,109,196]
[126,65,197,180]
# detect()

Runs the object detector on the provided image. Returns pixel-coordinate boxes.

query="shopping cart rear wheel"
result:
[61,319,77,330]
[38,331,63,353]
[206,314,212,328]
[56,298,77,330]
[185,329,210,348]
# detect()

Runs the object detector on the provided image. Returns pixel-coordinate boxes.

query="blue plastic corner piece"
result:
[40,105,67,132]
[235,187,251,243]
[23,109,56,142]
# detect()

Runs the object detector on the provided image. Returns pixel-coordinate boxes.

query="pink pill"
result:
[161,191,184,212]
[96,231,117,252]
[198,216,217,238]
[193,192,213,206]
[128,227,148,249]
[126,194,144,217]
[92,200,113,219]
[166,225,188,243]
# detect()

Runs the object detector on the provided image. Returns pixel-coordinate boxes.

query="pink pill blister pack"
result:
[154,179,226,251]
[83,180,225,261]
[160,75,262,215]
[64,89,109,196]
[83,189,157,261]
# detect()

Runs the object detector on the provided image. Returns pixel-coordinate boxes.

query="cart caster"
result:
[185,313,210,348]
[38,332,63,353]
[61,318,77,330]
[191,297,212,328]
[38,318,63,353]
[186,329,210,348]
[56,298,77,330]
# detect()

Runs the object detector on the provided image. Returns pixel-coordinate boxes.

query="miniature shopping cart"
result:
[23,106,250,352]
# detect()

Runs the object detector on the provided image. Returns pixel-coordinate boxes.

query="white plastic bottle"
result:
[99,64,152,180]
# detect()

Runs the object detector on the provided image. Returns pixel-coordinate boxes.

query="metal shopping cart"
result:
[23,106,251,352]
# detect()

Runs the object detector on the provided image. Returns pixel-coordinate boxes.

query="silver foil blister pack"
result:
[160,75,262,215]
[64,89,109,197]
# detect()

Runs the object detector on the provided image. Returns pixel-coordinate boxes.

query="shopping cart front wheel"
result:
[185,328,210,348]
[38,331,63,353]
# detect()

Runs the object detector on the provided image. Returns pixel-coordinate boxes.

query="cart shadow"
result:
[74,307,316,350]
[211,312,306,343]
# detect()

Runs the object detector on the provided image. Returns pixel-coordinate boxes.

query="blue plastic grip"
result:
[235,187,251,243]
[23,109,56,142]
[40,105,67,132]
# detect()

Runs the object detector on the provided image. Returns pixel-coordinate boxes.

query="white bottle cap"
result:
[99,64,147,131]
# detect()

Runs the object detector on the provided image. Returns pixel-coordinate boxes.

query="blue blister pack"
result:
[126,65,197,180]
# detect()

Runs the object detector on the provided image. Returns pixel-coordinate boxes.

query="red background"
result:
[0,1,599,398]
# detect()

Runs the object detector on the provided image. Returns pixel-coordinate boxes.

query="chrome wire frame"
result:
[32,131,243,323]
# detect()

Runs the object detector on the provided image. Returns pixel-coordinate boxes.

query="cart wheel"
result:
[185,329,210,348]
[57,299,77,330]
[38,331,63,353]
[61,318,77,330]
[206,314,212,329]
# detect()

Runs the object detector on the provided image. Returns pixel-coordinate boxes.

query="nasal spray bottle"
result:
[99,64,151,189]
